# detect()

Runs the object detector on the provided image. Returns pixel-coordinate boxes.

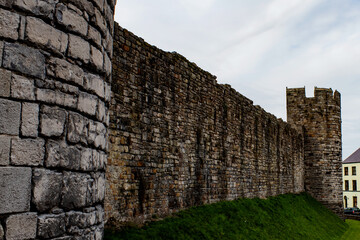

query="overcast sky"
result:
[114,0,360,159]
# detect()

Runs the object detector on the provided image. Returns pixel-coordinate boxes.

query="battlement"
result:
[287,87,341,106]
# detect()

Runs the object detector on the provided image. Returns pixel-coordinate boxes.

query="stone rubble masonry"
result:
[0,0,115,238]
[106,23,306,227]
[287,87,343,217]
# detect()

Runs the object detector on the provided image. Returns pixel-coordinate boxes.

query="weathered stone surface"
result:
[46,140,81,170]
[21,102,39,137]
[84,73,104,98]
[19,15,25,40]
[0,41,3,66]
[3,42,45,79]
[0,99,21,135]
[68,34,90,63]
[66,211,96,229]
[0,8,19,40]
[93,8,107,35]
[56,3,88,36]
[0,68,11,97]
[80,148,93,171]
[70,0,95,17]
[40,105,67,137]
[93,0,104,11]
[47,57,84,86]
[78,92,98,116]
[90,45,104,70]
[33,169,63,212]
[5,213,37,240]
[11,74,35,100]
[0,167,31,214]
[88,25,102,47]
[0,224,3,240]
[38,214,66,238]
[97,100,106,122]
[62,172,91,209]
[36,88,78,109]
[11,138,45,166]
[14,0,57,19]
[0,135,10,166]
[26,16,68,54]
[92,172,105,203]
[104,51,112,76]
[67,112,89,144]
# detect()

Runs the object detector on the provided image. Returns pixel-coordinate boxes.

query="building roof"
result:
[343,148,360,163]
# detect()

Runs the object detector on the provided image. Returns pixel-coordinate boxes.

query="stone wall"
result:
[105,23,305,227]
[287,87,342,216]
[0,0,115,239]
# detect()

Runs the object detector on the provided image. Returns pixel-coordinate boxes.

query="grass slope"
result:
[341,220,360,240]
[105,193,348,240]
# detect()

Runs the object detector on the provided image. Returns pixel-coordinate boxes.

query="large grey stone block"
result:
[0,223,3,240]
[47,57,84,86]
[67,112,89,144]
[46,140,81,170]
[0,68,11,97]
[21,102,39,137]
[14,0,57,19]
[11,74,35,100]
[38,214,66,238]
[26,16,68,54]
[0,167,31,214]
[0,8,19,40]
[0,98,21,135]
[78,92,98,116]
[40,105,67,137]
[3,42,45,79]
[0,135,10,165]
[55,3,88,36]
[90,45,104,71]
[68,34,90,63]
[0,41,3,66]
[84,73,104,99]
[33,169,63,212]
[62,172,91,209]
[6,212,37,240]
[11,138,45,166]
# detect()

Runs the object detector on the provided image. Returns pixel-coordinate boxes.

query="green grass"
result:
[105,193,348,240]
[341,220,360,240]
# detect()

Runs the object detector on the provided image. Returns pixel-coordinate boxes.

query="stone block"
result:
[11,138,45,166]
[21,102,39,137]
[78,92,98,116]
[19,16,25,40]
[0,8,19,40]
[71,0,95,17]
[93,0,104,11]
[0,167,31,214]
[0,135,11,165]
[56,3,88,36]
[97,100,106,122]
[0,99,21,135]
[38,214,66,238]
[47,57,84,86]
[5,213,37,240]
[88,25,102,47]
[84,73,105,98]
[66,211,93,229]
[0,68,11,97]
[11,74,35,100]
[14,0,56,19]
[67,112,89,144]
[3,42,45,79]
[80,148,93,171]
[104,51,112,76]
[26,16,68,54]
[62,172,91,209]
[33,169,63,212]
[93,8,106,35]
[46,140,81,170]
[40,105,67,137]
[68,34,90,63]
[90,45,104,71]
[0,41,3,66]
[92,172,105,203]
[0,224,3,240]
[104,82,111,102]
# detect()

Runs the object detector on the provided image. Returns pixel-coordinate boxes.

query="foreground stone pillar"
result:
[0,0,115,239]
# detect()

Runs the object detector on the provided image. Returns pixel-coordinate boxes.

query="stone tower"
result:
[287,87,342,216]
[0,0,115,239]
